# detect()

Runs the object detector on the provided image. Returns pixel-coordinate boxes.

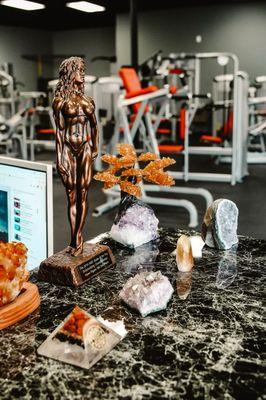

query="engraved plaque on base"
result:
[38,243,115,287]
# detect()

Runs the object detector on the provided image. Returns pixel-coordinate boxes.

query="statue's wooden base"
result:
[38,243,115,287]
[0,282,40,330]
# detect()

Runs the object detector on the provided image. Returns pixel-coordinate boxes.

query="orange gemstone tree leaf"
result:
[94,171,120,186]
[93,144,176,197]
[144,171,175,186]
[138,152,159,162]
[106,166,119,174]
[115,155,136,168]
[101,154,119,165]
[120,181,141,197]
[144,157,176,172]
[94,169,124,192]
[121,168,143,177]
[103,182,116,190]
[116,143,136,157]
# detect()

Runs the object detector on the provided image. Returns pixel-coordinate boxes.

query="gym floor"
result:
[37,153,266,252]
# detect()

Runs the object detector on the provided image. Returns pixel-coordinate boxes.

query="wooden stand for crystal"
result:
[38,243,115,287]
[0,282,40,330]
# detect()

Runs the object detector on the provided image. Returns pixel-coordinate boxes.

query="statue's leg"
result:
[67,187,77,251]
[61,145,77,252]
[71,144,92,256]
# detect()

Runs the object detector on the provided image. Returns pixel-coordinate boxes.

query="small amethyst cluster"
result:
[110,196,159,248]
[119,271,174,317]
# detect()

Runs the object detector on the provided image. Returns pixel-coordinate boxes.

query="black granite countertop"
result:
[0,228,265,400]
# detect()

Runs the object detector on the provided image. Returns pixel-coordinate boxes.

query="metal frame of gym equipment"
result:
[93,88,213,228]
[93,76,123,171]
[168,52,247,185]
[248,95,266,164]
[27,104,56,161]
[247,76,266,164]
[212,73,235,139]
[138,52,247,185]
[0,108,28,159]
[0,70,17,118]
[212,72,266,165]
[8,91,54,161]
[0,69,51,160]
[210,71,249,178]
[150,54,200,144]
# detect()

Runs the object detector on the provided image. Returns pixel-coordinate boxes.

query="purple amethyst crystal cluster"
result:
[119,271,174,317]
[110,195,159,248]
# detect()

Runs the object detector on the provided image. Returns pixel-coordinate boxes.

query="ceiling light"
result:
[66,1,105,13]
[1,0,45,10]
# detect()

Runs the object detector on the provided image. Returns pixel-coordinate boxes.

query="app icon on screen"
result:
[14,216,20,223]
[14,224,21,231]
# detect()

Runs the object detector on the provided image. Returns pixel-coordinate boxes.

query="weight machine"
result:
[0,63,50,160]
[200,68,249,182]
[211,71,266,165]
[138,52,248,185]
[247,76,266,164]
[92,75,122,171]
[0,69,17,119]
[93,72,213,227]
[0,108,28,159]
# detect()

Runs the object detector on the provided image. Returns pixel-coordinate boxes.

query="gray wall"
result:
[116,2,266,82]
[0,26,53,90]
[52,27,116,78]
[116,14,131,67]
[1,2,266,90]
[0,25,115,90]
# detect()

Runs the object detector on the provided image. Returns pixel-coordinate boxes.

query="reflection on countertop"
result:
[0,228,265,399]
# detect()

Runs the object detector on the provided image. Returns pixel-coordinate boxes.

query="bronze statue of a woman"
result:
[53,57,98,256]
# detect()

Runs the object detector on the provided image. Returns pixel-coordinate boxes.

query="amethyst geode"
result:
[110,195,159,248]
[119,270,174,317]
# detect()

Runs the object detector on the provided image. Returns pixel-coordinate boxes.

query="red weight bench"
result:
[37,129,55,135]
[119,67,183,154]
[200,110,233,145]
[158,106,186,154]
[119,68,158,114]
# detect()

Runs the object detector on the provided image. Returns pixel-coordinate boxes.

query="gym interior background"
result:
[0,0,266,252]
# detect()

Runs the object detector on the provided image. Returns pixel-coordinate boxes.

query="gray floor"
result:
[46,155,266,252]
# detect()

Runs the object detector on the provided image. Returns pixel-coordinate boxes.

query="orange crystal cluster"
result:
[0,242,28,307]
[61,306,89,338]
[94,144,175,197]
